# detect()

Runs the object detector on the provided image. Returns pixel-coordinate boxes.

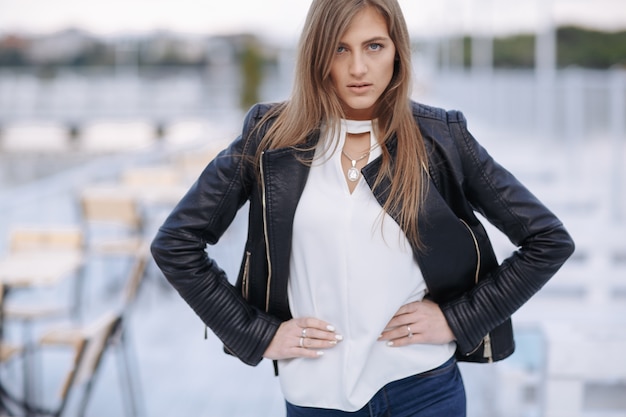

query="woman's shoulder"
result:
[410,100,467,126]
[244,101,287,124]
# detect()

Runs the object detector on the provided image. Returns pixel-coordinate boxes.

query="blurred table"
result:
[0,250,83,289]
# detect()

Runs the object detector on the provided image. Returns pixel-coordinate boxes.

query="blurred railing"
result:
[1,64,623,143]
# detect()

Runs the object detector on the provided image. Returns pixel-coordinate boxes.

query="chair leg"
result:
[77,378,97,417]
[72,266,86,324]
[115,330,144,417]
[21,323,37,414]
[76,344,108,417]
[76,349,110,417]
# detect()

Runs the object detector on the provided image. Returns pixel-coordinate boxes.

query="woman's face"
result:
[330,6,396,120]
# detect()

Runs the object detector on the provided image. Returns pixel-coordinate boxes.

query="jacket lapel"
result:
[415,176,478,301]
[362,138,478,301]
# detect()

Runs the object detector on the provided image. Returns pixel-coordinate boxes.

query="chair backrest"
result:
[80,187,142,231]
[174,143,225,180]
[8,227,83,253]
[121,165,181,188]
[0,343,22,364]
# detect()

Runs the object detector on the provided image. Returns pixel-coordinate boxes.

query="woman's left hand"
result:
[378,299,455,347]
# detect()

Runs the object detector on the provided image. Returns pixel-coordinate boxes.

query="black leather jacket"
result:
[151,101,575,367]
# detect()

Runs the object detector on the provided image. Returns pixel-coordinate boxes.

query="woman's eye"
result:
[336,45,347,54]
[368,43,383,51]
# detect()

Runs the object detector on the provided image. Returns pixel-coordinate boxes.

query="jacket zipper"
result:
[242,251,251,300]
[259,152,272,312]
[459,218,493,363]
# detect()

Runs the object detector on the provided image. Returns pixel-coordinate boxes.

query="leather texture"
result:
[151,101,575,367]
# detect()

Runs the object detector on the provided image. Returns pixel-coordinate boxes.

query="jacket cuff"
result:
[226,314,282,366]
[440,301,481,355]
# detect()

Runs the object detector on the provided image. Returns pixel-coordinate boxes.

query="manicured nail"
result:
[335,334,343,341]
[387,341,394,347]
[316,351,325,356]
[329,340,337,345]
[327,325,336,332]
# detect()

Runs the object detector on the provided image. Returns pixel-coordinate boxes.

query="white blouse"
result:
[278,119,456,411]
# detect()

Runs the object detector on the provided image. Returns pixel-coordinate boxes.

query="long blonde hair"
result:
[258,0,429,249]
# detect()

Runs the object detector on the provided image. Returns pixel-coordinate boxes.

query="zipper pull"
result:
[483,335,493,363]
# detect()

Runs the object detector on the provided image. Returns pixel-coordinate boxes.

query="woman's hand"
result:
[378,299,455,347]
[263,317,343,360]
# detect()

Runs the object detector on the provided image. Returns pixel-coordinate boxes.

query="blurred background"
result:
[0,1,624,416]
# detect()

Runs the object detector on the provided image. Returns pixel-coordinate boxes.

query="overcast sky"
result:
[1,0,625,41]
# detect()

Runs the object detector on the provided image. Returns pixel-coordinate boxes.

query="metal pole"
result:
[471,0,494,76]
[610,69,625,223]
[535,0,556,141]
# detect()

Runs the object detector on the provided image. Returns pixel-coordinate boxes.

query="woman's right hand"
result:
[263,317,343,360]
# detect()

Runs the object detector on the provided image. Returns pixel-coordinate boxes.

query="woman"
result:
[151,1,575,415]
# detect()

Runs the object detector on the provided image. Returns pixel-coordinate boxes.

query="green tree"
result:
[239,38,264,110]
[557,26,626,68]
[494,34,535,68]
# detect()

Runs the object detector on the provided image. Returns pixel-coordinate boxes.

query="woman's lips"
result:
[347,83,372,94]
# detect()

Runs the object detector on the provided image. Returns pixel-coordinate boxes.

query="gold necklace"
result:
[341,149,370,182]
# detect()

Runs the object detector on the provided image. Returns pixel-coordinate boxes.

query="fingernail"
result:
[327,325,336,332]
[387,341,394,347]
[335,334,343,341]
[316,351,325,356]
[329,340,337,345]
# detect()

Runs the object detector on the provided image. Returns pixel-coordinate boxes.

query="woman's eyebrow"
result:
[362,36,390,45]
[338,36,391,47]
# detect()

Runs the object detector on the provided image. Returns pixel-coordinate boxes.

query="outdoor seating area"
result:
[0,141,226,417]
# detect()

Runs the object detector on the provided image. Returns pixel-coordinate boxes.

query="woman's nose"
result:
[349,52,367,77]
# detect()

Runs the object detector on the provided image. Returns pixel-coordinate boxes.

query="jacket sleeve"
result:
[439,111,575,355]
[150,104,281,366]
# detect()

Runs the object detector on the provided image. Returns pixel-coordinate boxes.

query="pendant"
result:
[347,160,360,182]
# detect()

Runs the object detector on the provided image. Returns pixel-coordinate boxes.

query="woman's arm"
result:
[439,112,575,355]
[150,105,281,366]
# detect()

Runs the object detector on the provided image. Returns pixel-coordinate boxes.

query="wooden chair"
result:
[79,187,144,257]
[119,165,189,209]
[0,343,21,364]
[28,248,150,417]
[33,311,122,417]
[120,165,181,188]
[0,283,25,417]
[0,340,25,416]
[8,228,83,254]
[2,226,85,328]
[173,142,225,181]
[1,282,21,360]
[1,226,86,411]
[3,226,85,322]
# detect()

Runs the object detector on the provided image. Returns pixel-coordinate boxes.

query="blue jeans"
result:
[285,357,466,417]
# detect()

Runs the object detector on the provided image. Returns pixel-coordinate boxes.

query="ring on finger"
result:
[407,326,413,339]
[302,328,307,338]
[299,337,305,348]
